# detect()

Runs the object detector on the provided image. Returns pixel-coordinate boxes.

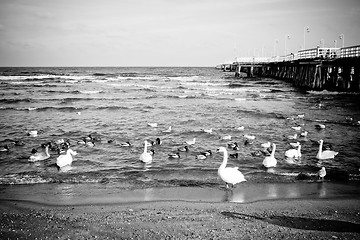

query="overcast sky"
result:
[0,0,359,67]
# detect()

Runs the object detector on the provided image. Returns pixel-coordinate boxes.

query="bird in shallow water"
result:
[140,140,152,163]
[316,139,338,160]
[318,167,326,181]
[216,147,246,189]
[262,143,277,168]
[29,143,50,162]
[56,146,77,169]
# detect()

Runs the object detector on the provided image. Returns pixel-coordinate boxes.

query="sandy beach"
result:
[1,184,360,240]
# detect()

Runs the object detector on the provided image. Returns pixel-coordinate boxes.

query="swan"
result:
[185,138,196,145]
[262,143,277,168]
[29,144,50,162]
[316,139,338,159]
[140,140,152,163]
[318,167,326,181]
[285,145,301,159]
[216,147,246,188]
[57,148,77,168]
[297,114,305,119]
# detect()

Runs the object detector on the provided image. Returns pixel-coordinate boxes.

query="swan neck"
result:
[144,142,148,153]
[45,146,50,157]
[318,141,323,156]
[271,144,276,157]
[220,150,228,169]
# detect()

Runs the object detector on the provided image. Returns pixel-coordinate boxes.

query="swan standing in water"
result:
[316,139,338,160]
[285,144,301,159]
[262,143,277,168]
[216,147,246,189]
[140,140,153,163]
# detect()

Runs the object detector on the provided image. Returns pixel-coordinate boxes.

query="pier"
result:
[221,45,360,92]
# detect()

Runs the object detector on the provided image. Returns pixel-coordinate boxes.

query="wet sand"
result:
[1,182,360,239]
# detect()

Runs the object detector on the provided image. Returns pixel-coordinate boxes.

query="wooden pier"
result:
[224,45,360,92]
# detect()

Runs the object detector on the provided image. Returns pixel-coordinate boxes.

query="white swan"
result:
[285,145,301,159]
[262,143,277,168]
[316,139,338,160]
[236,126,245,131]
[216,147,246,188]
[291,126,301,131]
[57,148,77,168]
[222,135,232,140]
[140,140,152,163]
[318,167,326,181]
[29,144,50,162]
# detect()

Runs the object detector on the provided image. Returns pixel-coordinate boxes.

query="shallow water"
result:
[0,67,360,190]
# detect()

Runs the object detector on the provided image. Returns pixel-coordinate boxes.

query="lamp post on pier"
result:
[320,39,324,48]
[273,39,278,57]
[339,34,344,48]
[285,35,290,56]
[303,26,310,50]
[334,40,337,48]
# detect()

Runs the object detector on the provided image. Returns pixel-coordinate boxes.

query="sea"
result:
[0,67,359,204]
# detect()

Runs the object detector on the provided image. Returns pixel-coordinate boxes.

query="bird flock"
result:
[0,113,344,188]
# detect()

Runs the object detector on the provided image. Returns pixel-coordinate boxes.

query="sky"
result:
[0,0,359,67]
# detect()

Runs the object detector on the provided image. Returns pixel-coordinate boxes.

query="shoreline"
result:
[1,196,360,239]
[1,181,360,206]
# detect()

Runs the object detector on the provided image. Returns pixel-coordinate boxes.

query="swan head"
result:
[318,139,324,144]
[216,147,227,153]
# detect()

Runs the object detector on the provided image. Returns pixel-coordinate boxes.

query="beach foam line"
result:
[1,182,359,206]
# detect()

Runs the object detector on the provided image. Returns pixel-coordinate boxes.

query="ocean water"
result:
[0,67,360,191]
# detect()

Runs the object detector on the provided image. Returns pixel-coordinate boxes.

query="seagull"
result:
[315,124,326,129]
[147,123,158,127]
[202,128,213,134]
[163,126,172,133]
[222,135,232,140]
[318,167,326,181]
[292,126,301,131]
[177,146,189,152]
[244,135,255,140]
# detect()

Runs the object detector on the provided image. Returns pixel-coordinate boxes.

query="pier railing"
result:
[227,45,360,65]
